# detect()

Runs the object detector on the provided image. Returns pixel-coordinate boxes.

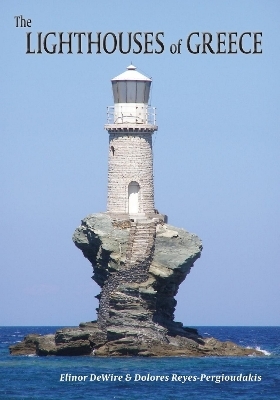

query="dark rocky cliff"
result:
[73,213,202,340]
[10,213,262,357]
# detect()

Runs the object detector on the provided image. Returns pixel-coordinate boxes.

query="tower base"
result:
[106,211,168,224]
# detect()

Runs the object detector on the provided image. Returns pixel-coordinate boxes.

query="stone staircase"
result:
[97,219,156,331]
[125,221,156,279]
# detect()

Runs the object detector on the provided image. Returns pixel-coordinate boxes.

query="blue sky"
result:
[1,1,280,326]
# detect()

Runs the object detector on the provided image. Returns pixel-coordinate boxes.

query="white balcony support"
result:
[106,105,156,125]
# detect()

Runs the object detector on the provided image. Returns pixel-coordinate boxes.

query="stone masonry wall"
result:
[107,132,154,214]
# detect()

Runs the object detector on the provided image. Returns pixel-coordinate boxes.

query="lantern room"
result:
[107,64,155,125]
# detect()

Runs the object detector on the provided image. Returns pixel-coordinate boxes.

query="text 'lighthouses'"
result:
[105,65,157,218]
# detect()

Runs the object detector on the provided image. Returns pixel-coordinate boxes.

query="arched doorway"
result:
[128,181,140,214]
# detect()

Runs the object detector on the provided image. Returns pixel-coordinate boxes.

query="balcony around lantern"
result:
[104,104,158,133]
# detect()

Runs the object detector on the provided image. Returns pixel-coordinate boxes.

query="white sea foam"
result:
[246,346,271,356]
[256,346,271,356]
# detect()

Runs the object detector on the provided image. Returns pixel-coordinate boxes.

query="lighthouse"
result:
[105,65,163,221]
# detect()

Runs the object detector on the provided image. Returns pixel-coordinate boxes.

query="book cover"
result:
[2,1,279,399]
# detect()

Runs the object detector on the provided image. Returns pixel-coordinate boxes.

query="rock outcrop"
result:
[9,322,263,357]
[72,213,202,342]
[9,213,263,357]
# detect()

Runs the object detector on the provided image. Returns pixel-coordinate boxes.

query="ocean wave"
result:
[246,346,271,356]
[255,346,271,356]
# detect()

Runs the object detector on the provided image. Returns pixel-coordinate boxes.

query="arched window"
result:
[128,181,140,214]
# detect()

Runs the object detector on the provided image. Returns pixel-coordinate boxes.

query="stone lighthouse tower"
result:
[105,65,159,220]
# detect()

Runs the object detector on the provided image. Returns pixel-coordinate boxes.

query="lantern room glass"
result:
[112,81,151,104]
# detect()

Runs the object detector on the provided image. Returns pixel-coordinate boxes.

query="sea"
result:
[0,326,279,400]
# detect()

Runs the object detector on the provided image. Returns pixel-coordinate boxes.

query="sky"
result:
[1,0,279,326]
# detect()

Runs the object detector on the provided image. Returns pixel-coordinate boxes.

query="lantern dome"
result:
[112,64,152,81]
